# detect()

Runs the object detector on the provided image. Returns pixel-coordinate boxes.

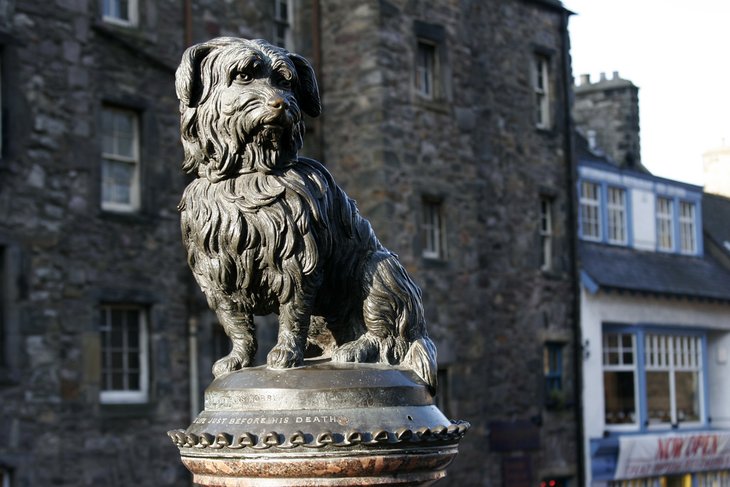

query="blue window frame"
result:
[602,325,708,432]
[578,179,632,247]
[544,342,564,406]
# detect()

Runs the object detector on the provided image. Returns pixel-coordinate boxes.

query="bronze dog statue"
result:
[175,37,437,390]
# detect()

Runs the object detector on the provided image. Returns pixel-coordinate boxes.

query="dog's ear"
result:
[289,53,321,118]
[175,43,217,108]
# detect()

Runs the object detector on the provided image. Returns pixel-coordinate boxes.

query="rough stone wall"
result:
[0,2,193,486]
[573,72,641,168]
[318,0,579,484]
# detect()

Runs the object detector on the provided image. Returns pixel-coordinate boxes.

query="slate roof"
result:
[703,192,730,256]
[580,241,730,302]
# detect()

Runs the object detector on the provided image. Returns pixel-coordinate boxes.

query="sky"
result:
[564,0,730,186]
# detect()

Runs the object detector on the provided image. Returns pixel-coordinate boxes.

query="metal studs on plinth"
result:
[168,361,469,486]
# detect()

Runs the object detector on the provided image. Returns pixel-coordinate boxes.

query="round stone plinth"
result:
[169,361,469,486]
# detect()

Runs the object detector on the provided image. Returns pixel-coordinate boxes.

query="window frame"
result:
[544,342,564,395]
[602,331,640,430]
[602,325,708,433]
[421,198,446,260]
[272,0,293,49]
[539,197,554,271]
[415,39,438,100]
[678,200,697,255]
[656,196,675,252]
[100,106,141,213]
[644,333,704,429]
[606,186,628,245]
[533,53,551,129]
[99,304,150,405]
[579,180,602,241]
[101,0,139,27]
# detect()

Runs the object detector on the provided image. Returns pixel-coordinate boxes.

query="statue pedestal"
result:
[169,361,468,486]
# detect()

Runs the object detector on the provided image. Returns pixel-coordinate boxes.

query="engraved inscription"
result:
[193,415,349,426]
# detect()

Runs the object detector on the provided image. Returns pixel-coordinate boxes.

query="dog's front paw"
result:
[332,335,379,363]
[212,352,246,377]
[267,342,303,368]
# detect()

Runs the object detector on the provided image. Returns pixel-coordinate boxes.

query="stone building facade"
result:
[573,71,643,170]
[0,1,580,486]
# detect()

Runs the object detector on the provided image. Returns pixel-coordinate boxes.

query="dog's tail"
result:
[403,336,438,394]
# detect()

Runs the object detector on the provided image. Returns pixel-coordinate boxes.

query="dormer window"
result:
[656,197,674,252]
[606,187,627,245]
[579,181,601,241]
[679,201,697,254]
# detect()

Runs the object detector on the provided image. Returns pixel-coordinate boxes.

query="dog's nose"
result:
[267,96,289,111]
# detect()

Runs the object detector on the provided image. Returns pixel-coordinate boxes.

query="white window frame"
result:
[579,181,602,241]
[415,40,437,99]
[422,199,446,260]
[606,186,628,245]
[101,106,141,213]
[656,196,674,252]
[679,200,697,255]
[102,0,138,27]
[273,0,293,49]
[539,197,553,271]
[99,304,149,404]
[644,333,704,429]
[534,54,551,129]
[602,331,640,430]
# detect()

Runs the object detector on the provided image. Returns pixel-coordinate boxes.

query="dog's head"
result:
[175,37,321,181]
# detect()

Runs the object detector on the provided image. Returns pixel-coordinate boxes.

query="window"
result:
[603,332,638,426]
[544,342,563,396]
[273,0,292,49]
[656,197,674,251]
[679,201,697,254]
[539,197,553,271]
[102,0,138,26]
[534,54,551,128]
[101,107,140,212]
[603,329,705,430]
[607,187,627,244]
[99,305,149,404]
[579,181,601,240]
[422,199,446,259]
[645,334,702,426]
[415,40,437,99]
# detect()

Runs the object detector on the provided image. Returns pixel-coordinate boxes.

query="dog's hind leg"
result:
[332,252,437,391]
[212,302,257,377]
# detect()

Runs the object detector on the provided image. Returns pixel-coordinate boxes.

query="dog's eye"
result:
[234,72,254,84]
[278,79,292,89]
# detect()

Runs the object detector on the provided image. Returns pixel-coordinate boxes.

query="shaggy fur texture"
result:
[175,37,437,390]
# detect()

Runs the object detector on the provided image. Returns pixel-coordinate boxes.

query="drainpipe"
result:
[188,316,200,421]
[184,0,193,47]
[559,7,585,487]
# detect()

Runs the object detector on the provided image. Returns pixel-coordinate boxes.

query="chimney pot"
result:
[599,72,607,81]
[580,74,591,85]
[612,71,619,80]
